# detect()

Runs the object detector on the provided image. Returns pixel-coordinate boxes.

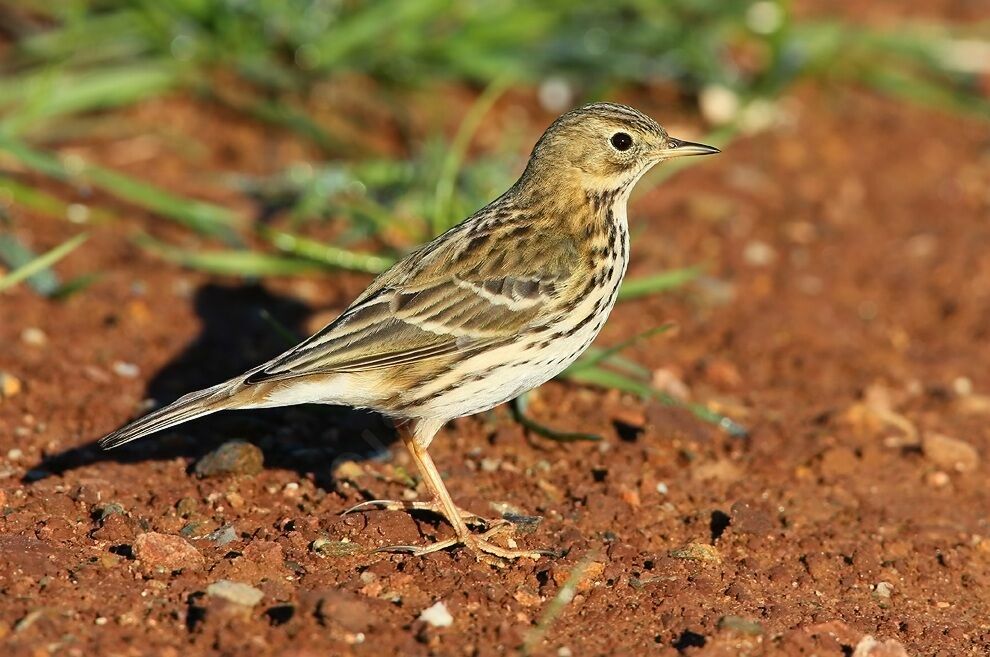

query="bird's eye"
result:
[610,132,633,152]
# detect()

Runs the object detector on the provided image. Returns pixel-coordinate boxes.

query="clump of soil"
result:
[2,37,989,657]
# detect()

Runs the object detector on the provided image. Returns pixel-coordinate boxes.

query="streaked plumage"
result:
[100,103,718,562]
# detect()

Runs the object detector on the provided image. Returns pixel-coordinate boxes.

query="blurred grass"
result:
[0,0,986,411]
[0,231,88,294]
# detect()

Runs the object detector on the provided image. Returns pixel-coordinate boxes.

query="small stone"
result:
[652,368,691,401]
[205,525,238,547]
[20,328,47,346]
[669,542,721,563]
[718,615,764,635]
[175,497,198,517]
[194,440,264,477]
[956,394,990,415]
[112,361,140,378]
[312,537,363,558]
[952,377,973,396]
[872,581,893,607]
[922,433,979,472]
[730,500,775,535]
[927,471,951,488]
[332,460,365,483]
[704,359,743,390]
[852,635,909,657]
[304,590,375,632]
[0,372,22,400]
[743,240,777,266]
[551,561,606,592]
[513,587,542,607]
[418,601,453,628]
[206,580,264,607]
[96,502,126,521]
[501,513,543,536]
[133,532,205,573]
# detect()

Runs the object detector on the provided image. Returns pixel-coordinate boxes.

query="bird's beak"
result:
[655,136,721,159]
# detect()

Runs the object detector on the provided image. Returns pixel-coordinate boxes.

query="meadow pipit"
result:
[100,103,719,562]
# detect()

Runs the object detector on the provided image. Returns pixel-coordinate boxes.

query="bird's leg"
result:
[374,422,545,563]
[341,498,495,529]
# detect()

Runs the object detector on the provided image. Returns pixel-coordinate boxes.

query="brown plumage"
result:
[100,103,719,562]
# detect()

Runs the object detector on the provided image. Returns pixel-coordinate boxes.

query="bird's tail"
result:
[99,381,240,450]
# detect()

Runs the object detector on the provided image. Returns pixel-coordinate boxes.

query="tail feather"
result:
[99,382,237,450]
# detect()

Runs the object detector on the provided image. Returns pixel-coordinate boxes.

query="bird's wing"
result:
[245,222,581,382]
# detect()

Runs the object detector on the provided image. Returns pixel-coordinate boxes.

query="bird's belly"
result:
[405,265,626,421]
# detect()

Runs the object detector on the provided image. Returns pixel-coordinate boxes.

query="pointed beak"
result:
[655,136,721,159]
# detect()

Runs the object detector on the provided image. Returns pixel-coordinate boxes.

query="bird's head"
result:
[524,102,719,195]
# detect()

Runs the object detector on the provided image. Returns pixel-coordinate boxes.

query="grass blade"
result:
[0,177,118,223]
[0,64,179,136]
[263,228,395,274]
[135,235,320,277]
[0,232,88,294]
[565,324,674,375]
[563,365,747,437]
[617,267,701,301]
[512,394,602,443]
[0,136,241,238]
[432,75,512,234]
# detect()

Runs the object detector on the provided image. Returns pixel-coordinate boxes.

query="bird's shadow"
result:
[31,282,397,490]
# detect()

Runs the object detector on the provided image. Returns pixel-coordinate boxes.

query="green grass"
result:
[0,232,89,294]
[1,1,986,425]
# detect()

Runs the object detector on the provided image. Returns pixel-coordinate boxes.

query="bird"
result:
[99,102,719,563]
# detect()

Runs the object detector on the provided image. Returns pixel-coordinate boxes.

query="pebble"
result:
[205,525,238,547]
[922,433,979,472]
[305,590,375,632]
[112,361,140,378]
[194,440,264,477]
[669,542,722,563]
[718,615,764,635]
[852,635,909,657]
[0,372,22,400]
[96,502,126,521]
[551,561,606,592]
[743,240,777,266]
[872,581,893,607]
[730,500,775,535]
[206,580,264,607]
[20,328,47,346]
[312,537,363,558]
[418,601,453,628]
[133,532,205,573]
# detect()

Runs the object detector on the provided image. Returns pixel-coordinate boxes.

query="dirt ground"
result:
[2,12,990,657]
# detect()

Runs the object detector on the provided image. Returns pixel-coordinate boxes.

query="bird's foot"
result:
[374,524,552,566]
[342,498,495,529]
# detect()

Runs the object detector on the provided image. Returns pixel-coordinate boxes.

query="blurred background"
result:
[1,0,987,402]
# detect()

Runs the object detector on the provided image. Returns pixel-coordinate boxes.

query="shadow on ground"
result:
[30,283,397,490]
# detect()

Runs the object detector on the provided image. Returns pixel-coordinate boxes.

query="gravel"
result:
[132,532,205,574]
[418,601,453,628]
[194,440,264,477]
[206,580,264,607]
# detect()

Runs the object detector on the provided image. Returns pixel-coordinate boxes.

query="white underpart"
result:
[258,371,384,409]
[409,199,632,422]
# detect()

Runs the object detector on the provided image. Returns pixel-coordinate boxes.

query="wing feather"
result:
[244,218,581,384]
